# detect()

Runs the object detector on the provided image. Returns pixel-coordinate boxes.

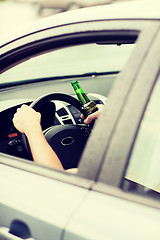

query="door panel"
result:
[0,162,89,240]
[63,189,160,240]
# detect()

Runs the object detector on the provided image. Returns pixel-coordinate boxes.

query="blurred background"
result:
[0,0,133,38]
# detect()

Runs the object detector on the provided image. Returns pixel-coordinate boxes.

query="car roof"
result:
[1,0,160,47]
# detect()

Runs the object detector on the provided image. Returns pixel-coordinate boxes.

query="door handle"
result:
[0,227,35,240]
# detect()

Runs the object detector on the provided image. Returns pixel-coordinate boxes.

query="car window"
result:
[124,71,160,198]
[0,37,137,177]
[0,43,135,85]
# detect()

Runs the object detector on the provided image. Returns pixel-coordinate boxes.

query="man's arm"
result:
[13,104,104,171]
[13,105,63,169]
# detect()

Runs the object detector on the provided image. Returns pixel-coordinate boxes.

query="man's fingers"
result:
[84,112,97,124]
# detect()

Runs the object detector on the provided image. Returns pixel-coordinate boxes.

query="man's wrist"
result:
[25,124,42,138]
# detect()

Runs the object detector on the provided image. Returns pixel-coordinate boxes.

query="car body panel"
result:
[1,0,160,47]
[0,1,160,239]
[64,189,160,240]
[0,156,92,240]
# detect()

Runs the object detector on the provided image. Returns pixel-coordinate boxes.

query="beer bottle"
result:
[71,80,98,124]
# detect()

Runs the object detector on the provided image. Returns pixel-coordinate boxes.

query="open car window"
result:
[0,30,138,179]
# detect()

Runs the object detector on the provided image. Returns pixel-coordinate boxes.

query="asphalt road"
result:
[0,0,40,38]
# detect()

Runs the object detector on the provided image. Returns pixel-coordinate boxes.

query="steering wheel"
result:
[21,93,91,169]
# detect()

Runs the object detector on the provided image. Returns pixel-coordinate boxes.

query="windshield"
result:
[0,43,135,85]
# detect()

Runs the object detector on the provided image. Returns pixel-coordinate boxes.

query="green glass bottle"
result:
[71,80,98,119]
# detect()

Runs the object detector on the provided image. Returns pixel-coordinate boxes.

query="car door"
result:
[63,22,160,239]
[0,154,94,240]
[0,19,117,240]
[0,18,159,240]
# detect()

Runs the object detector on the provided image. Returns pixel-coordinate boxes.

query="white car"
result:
[0,0,160,239]
[35,0,113,14]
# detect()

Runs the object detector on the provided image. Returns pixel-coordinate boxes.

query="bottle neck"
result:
[75,89,90,105]
[72,81,90,105]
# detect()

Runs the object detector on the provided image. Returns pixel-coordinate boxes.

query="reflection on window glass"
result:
[0,43,135,85]
[125,73,160,194]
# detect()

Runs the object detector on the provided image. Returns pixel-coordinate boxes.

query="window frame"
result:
[0,19,159,192]
[92,24,160,205]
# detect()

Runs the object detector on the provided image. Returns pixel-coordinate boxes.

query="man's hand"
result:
[13,104,41,135]
[13,104,63,170]
[81,104,104,124]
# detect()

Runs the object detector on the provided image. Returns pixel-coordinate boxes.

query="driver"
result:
[13,104,103,174]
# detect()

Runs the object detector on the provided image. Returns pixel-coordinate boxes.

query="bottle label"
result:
[82,101,98,118]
